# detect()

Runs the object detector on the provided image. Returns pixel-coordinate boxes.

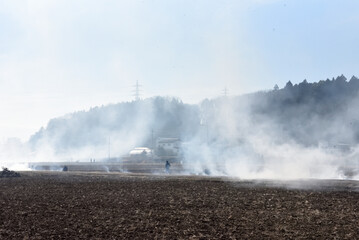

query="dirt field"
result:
[1,172,359,239]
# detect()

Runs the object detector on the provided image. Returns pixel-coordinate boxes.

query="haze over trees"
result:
[29,75,359,158]
[29,97,200,157]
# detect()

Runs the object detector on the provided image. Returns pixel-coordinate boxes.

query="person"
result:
[165,160,171,173]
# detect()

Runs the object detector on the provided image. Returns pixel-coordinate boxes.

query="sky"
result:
[0,0,359,141]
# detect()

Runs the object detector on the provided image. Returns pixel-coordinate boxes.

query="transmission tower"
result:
[222,87,228,97]
[133,80,142,101]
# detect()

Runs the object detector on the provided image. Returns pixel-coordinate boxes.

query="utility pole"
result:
[108,136,111,161]
[206,123,209,144]
[151,129,154,150]
[200,119,209,144]
[151,129,155,159]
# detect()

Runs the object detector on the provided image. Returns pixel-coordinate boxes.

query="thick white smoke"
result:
[2,90,359,180]
[182,96,359,180]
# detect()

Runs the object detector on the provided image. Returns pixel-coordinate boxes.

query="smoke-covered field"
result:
[2,2,359,238]
[2,77,359,180]
[1,171,359,239]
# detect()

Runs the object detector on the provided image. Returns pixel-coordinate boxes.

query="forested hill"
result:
[29,75,359,157]
[29,97,200,156]
[249,75,359,145]
[258,75,359,114]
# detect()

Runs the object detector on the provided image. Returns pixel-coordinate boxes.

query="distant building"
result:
[321,143,352,155]
[331,143,352,154]
[155,138,181,157]
[129,147,153,161]
[129,147,153,155]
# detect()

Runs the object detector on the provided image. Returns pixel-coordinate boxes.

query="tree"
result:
[285,81,293,89]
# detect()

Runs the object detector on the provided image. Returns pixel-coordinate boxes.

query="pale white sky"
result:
[1,0,359,141]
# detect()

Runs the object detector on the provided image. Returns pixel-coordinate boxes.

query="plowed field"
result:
[1,172,359,239]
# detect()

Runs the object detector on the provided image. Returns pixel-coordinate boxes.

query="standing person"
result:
[165,160,171,173]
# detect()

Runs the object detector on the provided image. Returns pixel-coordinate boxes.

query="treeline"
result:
[244,75,359,146]
[29,75,359,155]
[29,97,200,154]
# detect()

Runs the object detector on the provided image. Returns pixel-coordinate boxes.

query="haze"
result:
[1,0,359,141]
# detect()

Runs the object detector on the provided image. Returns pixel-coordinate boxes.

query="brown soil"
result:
[1,172,359,239]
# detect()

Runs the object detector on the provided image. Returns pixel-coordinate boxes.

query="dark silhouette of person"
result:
[165,161,171,173]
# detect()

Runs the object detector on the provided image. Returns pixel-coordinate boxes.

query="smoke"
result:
[2,80,359,180]
[29,100,156,160]
[0,100,155,171]
[181,89,359,180]
[0,138,32,170]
